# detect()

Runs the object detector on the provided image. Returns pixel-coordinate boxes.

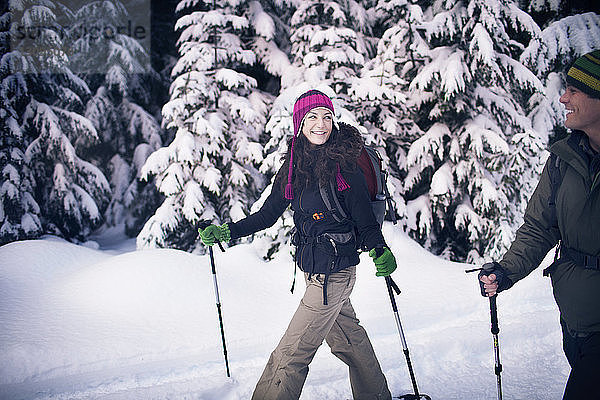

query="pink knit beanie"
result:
[285,89,349,200]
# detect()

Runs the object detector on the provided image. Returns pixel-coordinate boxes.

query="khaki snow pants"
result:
[252,266,392,400]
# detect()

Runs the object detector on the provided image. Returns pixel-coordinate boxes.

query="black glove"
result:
[477,261,513,297]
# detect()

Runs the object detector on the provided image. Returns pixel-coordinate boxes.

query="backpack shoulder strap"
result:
[319,179,348,223]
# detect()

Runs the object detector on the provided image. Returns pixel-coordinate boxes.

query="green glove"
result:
[369,247,397,277]
[198,224,231,246]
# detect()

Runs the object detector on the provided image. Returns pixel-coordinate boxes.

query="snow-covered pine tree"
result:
[211,0,296,259]
[6,0,111,241]
[66,0,165,236]
[347,0,430,225]
[0,3,42,245]
[404,0,545,261]
[289,0,372,107]
[138,0,275,251]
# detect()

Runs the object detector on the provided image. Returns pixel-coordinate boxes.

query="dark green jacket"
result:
[500,132,600,332]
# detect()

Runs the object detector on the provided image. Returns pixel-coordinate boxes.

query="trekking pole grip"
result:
[385,276,402,314]
[208,246,217,274]
[489,295,499,335]
[385,276,398,313]
[387,276,401,295]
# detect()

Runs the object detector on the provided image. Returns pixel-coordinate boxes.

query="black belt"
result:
[296,235,327,245]
[543,245,600,276]
[562,247,600,270]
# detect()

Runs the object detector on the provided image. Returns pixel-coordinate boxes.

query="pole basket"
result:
[395,395,432,400]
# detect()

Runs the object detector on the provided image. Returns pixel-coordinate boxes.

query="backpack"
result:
[319,145,396,227]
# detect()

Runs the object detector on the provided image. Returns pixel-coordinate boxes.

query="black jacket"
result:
[228,164,386,275]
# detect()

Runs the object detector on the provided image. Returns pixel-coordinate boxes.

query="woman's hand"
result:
[369,247,397,277]
[198,224,230,246]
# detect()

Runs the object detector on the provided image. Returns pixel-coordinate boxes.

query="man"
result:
[479,50,600,399]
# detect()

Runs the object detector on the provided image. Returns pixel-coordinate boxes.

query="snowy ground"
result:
[0,224,569,400]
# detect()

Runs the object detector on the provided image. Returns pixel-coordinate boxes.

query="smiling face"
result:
[560,85,600,151]
[301,107,333,145]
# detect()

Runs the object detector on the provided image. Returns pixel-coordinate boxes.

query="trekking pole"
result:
[489,295,503,400]
[465,266,503,400]
[199,222,231,378]
[385,276,431,400]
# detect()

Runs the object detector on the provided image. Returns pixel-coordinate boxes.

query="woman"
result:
[199,89,396,400]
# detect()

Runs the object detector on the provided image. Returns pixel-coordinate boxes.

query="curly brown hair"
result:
[277,122,364,193]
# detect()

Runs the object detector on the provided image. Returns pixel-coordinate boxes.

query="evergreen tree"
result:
[4,0,110,242]
[289,1,372,104]
[0,3,42,244]
[138,0,276,250]
[223,0,295,259]
[67,0,165,236]
[403,0,545,261]
[348,0,429,224]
